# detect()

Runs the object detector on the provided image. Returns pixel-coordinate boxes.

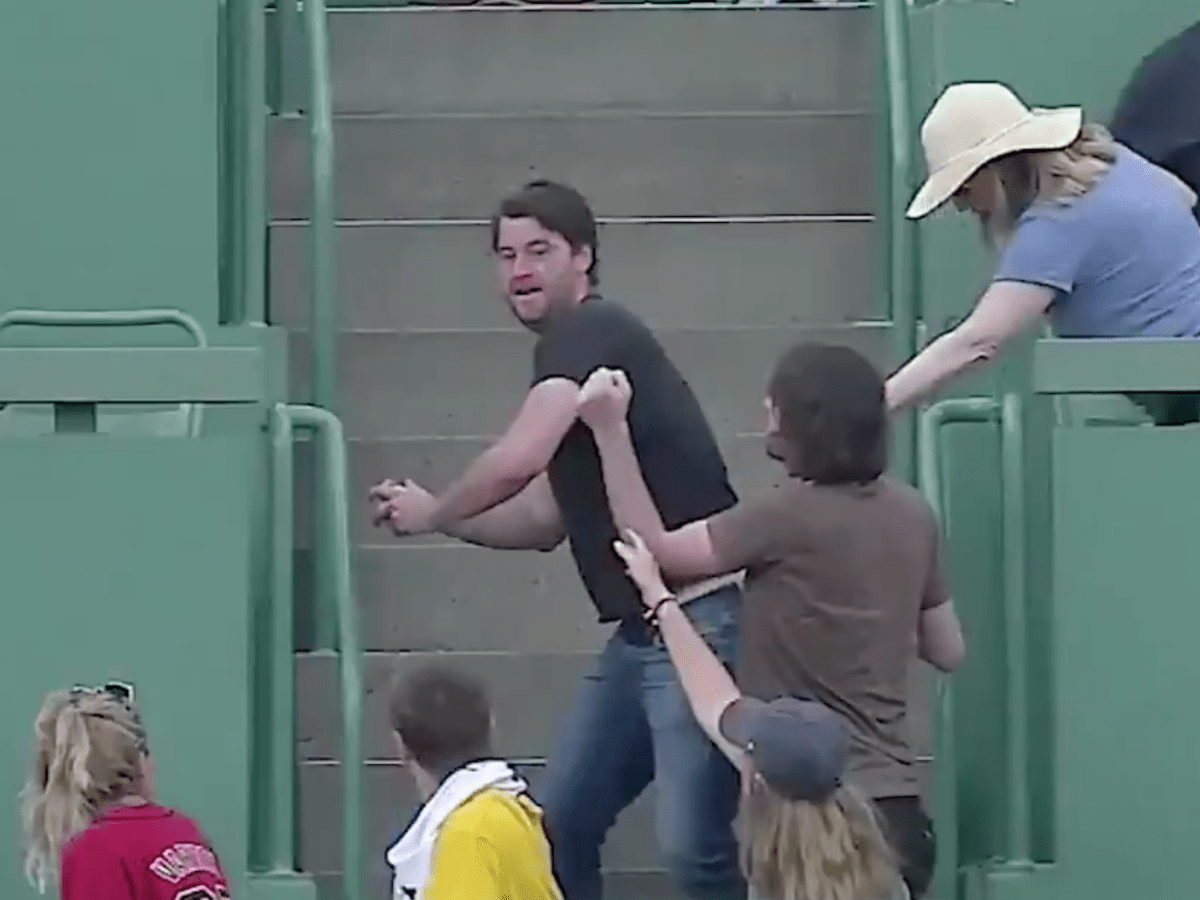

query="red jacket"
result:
[61,803,230,900]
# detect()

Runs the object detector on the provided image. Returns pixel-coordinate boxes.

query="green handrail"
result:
[270,404,362,897]
[223,0,267,326]
[0,309,209,436]
[918,394,1032,898]
[880,0,919,481]
[0,308,207,346]
[301,0,337,415]
[269,407,299,875]
[240,0,267,326]
[918,397,997,900]
[998,392,1030,867]
[296,0,340,652]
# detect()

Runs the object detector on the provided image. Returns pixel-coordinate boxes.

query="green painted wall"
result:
[0,1,221,336]
[0,439,254,900]
[905,0,1198,880]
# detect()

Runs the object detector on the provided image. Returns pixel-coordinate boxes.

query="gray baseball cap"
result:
[719,696,849,802]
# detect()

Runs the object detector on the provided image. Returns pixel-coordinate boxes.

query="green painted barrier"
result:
[0,309,209,437]
[0,337,270,899]
[919,340,1200,900]
[0,336,348,900]
[897,1,1199,888]
[919,395,1031,900]
[0,1,221,327]
[270,404,363,900]
[0,437,255,900]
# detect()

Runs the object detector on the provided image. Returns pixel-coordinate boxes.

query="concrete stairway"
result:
[269,5,925,896]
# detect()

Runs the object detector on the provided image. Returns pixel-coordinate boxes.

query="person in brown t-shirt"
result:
[575,342,965,899]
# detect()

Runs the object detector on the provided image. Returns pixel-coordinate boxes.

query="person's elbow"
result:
[533,523,567,553]
[651,523,728,584]
[919,602,966,673]
[925,632,966,673]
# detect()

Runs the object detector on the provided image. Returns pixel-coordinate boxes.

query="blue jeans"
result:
[538,586,746,900]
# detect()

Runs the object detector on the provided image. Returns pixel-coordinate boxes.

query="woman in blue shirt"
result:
[887,82,1200,423]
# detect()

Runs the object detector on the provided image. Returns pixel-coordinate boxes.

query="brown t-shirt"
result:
[707,475,948,799]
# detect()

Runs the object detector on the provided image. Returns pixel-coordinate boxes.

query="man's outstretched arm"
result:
[374,473,566,551]
[426,377,580,531]
[444,473,566,551]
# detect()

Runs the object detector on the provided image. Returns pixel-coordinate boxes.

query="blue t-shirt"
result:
[993,145,1200,338]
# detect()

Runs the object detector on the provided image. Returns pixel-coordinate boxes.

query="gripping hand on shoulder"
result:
[577,367,633,432]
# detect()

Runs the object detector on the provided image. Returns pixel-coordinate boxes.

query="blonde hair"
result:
[981,122,1119,247]
[20,688,150,892]
[739,777,898,900]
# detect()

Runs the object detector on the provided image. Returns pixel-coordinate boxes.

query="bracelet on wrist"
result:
[644,593,678,626]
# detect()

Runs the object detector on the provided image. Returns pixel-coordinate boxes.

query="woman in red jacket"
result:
[21,683,231,900]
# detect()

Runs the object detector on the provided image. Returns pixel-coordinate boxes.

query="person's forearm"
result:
[440,482,564,551]
[886,327,995,411]
[591,423,669,546]
[429,446,535,532]
[653,595,741,740]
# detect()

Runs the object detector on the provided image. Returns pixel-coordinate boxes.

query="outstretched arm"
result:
[373,473,565,551]
[590,420,732,582]
[886,281,1052,411]
[578,368,739,583]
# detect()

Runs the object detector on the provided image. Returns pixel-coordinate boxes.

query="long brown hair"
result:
[20,688,150,892]
[982,122,1119,247]
[739,776,898,900]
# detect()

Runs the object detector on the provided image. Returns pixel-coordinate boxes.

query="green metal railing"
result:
[0,309,209,436]
[224,0,268,326]
[302,0,338,416]
[272,0,341,650]
[997,393,1030,869]
[274,0,338,413]
[919,395,1032,898]
[271,404,362,898]
[880,0,919,480]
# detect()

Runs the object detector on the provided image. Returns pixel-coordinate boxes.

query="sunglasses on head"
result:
[70,681,136,705]
[69,681,148,752]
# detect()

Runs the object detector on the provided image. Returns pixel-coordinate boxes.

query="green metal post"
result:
[918,396,1000,900]
[999,392,1031,867]
[275,0,306,116]
[880,0,919,483]
[269,409,298,873]
[241,0,267,326]
[303,0,336,413]
[273,404,362,900]
[299,0,339,649]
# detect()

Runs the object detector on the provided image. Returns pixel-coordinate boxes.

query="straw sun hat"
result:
[906,82,1084,219]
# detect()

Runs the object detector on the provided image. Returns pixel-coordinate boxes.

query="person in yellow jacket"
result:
[385,662,563,900]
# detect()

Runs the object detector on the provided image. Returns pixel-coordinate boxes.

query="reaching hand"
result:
[613,528,669,604]
[577,367,633,431]
[368,478,437,536]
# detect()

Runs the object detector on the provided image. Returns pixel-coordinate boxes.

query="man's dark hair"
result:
[389,663,492,775]
[490,179,600,285]
[767,342,887,485]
